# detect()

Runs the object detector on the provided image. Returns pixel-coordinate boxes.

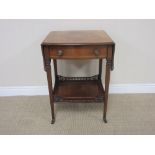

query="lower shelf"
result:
[53,75,105,102]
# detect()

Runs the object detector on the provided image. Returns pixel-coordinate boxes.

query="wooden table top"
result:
[42,30,114,46]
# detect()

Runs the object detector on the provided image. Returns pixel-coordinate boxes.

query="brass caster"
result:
[103,117,107,123]
[51,118,55,124]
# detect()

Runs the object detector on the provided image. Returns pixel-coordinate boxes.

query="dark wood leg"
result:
[45,59,55,124]
[99,59,102,79]
[103,59,111,123]
[53,59,58,81]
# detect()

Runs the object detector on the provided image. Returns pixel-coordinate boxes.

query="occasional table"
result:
[41,30,115,124]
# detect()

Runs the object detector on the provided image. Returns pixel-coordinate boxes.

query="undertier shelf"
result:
[53,75,105,102]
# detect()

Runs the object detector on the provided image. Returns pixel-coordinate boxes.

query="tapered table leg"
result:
[103,59,111,123]
[45,59,55,124]
[99,59,102,79]
[53,59,57,79]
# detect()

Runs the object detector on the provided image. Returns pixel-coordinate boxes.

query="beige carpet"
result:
[0,94,155,135]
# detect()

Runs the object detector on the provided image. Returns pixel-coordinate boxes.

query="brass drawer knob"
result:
[57,50,63,56]
[94,49,99,56]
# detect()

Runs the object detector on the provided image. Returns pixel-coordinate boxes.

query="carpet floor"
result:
[0,94,155,135]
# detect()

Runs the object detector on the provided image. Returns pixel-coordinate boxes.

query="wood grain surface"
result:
[42,30,114,45]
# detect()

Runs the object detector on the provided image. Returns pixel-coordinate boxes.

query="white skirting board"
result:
[0,84,155,96]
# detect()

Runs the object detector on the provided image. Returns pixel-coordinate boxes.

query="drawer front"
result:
[49,46,107,59]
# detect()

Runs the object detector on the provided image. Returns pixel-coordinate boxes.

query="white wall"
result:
[0,19,155,88]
